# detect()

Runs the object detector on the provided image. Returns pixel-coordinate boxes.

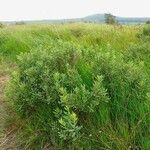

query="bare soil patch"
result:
[0,75,18,150]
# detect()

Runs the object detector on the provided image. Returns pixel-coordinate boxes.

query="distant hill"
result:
[83,14,150,24]
[2,14,150,25]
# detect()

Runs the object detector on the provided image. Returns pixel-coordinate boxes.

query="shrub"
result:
[124,43,150,62]
[137,24,150,42]
[146,21,150,24]
[7,41,150,149]
[143,24,150,36]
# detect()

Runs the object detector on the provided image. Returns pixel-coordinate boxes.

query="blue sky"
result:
[0,0,149,21]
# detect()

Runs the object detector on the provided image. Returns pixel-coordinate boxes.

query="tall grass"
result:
[0,24,140,60]
[0,23,149,149]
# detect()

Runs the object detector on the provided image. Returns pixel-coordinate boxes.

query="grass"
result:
[0,24,140,60]
[0,23,150,150]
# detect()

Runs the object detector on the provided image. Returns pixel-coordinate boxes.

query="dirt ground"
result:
[0,75,17,150]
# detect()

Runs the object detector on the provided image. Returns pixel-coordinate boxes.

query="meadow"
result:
[0,23,150,150]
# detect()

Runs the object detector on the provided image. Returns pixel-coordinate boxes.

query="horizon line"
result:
[1,13,150,22]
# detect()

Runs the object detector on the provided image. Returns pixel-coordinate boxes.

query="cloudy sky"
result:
[0,0,149,21]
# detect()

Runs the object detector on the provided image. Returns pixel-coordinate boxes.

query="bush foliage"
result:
[143,24,150,36]
[7,38,150,149]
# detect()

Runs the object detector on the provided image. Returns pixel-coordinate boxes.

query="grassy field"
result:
[0,24,141,59]
[0,23,150,150]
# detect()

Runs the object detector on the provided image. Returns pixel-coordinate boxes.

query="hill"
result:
[2,14,150,25]
[84,14,150,24]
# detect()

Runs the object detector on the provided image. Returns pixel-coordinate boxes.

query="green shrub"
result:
[146,21,150,24]
[7,41,150,149]
[137,24,150,42]
[123,41,150,78]
[143,24,150,36]
[124,43,150,61]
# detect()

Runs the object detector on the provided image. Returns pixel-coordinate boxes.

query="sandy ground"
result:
[0,75,17,150]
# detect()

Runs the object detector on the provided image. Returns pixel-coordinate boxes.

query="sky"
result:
[0,0,150,21]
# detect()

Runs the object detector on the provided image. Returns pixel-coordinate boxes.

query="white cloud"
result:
[0,0,149,21]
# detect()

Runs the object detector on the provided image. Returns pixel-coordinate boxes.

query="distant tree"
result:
[105,13,117,24]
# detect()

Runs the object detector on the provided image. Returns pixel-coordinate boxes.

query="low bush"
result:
[7,40,150,149]
[146,21,150,24]
[124,43,150,62]
[137,24,150,41]
[143,24,150,36]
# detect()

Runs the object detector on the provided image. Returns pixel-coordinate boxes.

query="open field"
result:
[0,23,150,149]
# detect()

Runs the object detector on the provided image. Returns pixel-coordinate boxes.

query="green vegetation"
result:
[0,23,4,28]
[146,21,150,24]
[105,13,118,24]
[0,23,150,149]
[143,24,150,36]
[0,24,139,60]
[15,21,26,25]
